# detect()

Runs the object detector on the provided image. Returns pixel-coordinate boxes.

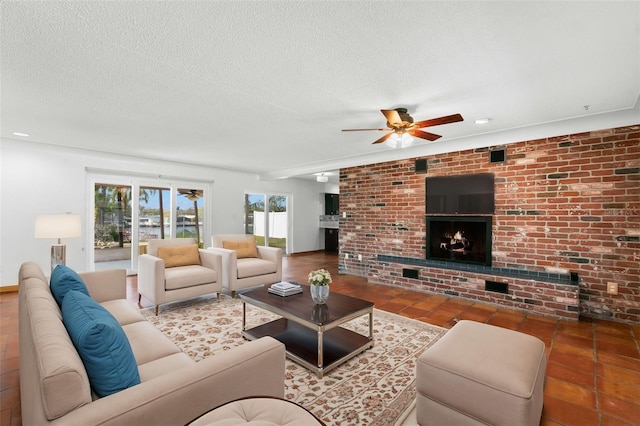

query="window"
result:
[88,170,212,272]
[139,186,171,242]
[244,192,289,254]
[177,189,204,247]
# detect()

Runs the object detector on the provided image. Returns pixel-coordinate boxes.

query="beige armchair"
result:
[209,234,282,296]
[138,238,222,314]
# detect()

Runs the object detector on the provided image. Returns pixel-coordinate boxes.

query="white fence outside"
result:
[253,211,288,238]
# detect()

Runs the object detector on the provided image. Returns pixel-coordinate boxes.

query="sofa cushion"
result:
[164,265,218,290]
[62,290,141,397]
[50,264,90,307]
[223,239,258,258]
[122,321,183,365]
[157,244,201,268]
[237,258,277,279]
[137,352,193,382]
[101,299,147,326]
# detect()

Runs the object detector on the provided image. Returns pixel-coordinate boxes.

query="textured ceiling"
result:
[2,1,639,182]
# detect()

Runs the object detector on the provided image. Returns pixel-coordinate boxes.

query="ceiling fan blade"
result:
[342,128,390,132]
[372,132,394,144]
[178,189,203,199]
[413,113,464,129]
[381,109,402,125]
[410,129,442,141]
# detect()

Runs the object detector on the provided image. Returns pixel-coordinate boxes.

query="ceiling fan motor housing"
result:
[388,108,414,128]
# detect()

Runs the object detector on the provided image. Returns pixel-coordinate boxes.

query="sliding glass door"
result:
[94,183,133,271]
[90,174,210,273]
[139,186,171,254]
[267,195,288,252]
[177,189,204,247]
[244,192,289,254]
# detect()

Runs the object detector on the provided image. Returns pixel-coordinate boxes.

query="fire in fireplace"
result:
[426,216,492,266]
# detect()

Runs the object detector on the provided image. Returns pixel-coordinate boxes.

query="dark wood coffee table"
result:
[239,286,374,378]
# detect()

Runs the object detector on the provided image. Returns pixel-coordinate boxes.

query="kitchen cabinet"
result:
[325,193,339,215]
[325,228,338,253]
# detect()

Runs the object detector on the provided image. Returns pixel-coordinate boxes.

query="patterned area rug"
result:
[141,295,446,425]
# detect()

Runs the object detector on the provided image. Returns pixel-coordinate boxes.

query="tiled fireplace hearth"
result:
[376,254,580,320]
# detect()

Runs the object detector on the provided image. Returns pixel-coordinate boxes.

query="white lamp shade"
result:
[34,214,82,239]
[386,133,413,149]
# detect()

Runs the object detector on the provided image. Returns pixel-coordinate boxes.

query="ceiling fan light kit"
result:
[386,133,414,149]
[342,108,464,148]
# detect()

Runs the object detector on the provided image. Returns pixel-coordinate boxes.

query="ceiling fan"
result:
[178,189,203,201]
[342,108,463,145]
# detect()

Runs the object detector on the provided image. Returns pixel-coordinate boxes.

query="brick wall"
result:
[339,124,640,323]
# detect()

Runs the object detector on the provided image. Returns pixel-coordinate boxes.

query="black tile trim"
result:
[376,254,575,286]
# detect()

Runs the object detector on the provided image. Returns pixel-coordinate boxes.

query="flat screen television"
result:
[426,173,494,214]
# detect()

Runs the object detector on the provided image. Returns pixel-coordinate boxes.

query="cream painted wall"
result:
[0,138,327,286]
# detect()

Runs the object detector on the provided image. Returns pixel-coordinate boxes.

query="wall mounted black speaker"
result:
[489,149,506,163]
[485,280,508,294]
[415,159,428,173]
[403,268,420,279]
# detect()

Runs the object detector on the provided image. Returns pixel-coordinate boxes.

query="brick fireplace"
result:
[338,124,639,323]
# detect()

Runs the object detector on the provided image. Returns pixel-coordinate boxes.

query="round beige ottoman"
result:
[189,397,325,426]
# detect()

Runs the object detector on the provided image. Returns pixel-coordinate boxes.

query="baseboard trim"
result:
[0,285,18,293]
[289,250,329,257]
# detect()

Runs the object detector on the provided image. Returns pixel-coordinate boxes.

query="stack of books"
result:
[268,281,302,297]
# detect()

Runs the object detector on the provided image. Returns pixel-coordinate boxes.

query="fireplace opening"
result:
[426,216,492,266]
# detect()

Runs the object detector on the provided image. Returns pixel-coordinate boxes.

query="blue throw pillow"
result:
[50,264,90,307]
[61,290,140,397]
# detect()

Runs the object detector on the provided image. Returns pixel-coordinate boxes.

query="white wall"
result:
[0,138,326,286]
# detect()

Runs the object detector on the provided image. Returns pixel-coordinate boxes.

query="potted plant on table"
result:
[308,268,332,304]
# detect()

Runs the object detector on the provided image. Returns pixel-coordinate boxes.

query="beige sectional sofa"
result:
[19,261,286,425]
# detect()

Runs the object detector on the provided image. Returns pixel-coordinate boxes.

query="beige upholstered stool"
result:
[416,320,547,426]
[189,396,325,426]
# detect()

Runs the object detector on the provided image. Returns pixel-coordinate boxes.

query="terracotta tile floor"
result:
[1,252,639,425]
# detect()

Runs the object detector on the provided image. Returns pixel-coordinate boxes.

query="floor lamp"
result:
[34,214,82,271]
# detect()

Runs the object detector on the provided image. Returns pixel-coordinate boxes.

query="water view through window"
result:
[94,183,205,272]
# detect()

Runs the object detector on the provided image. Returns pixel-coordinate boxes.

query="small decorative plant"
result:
[308,269,332,286]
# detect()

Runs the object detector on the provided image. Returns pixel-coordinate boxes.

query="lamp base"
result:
[51,244,66,271]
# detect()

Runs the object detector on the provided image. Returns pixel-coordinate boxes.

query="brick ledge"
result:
[377,255,576,286]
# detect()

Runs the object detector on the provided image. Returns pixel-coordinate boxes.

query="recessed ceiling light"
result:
[12,132,30,137]
[475,119,491,125]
